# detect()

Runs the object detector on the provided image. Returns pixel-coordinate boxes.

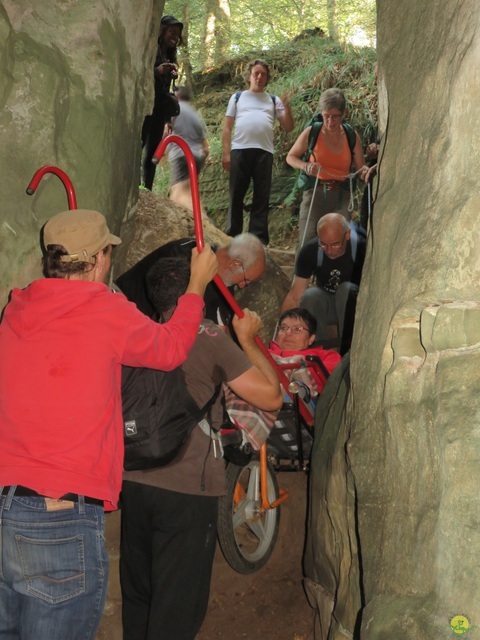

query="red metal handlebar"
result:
[26,165,77,210]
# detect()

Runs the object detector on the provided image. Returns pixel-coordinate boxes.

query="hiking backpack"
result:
[122,365,219,471]
[297,115,357,191]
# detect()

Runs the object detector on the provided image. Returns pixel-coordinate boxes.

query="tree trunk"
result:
[199,0,217,70]
[177,3,193,89]
[326,0,339,41]
[214,0,231,67]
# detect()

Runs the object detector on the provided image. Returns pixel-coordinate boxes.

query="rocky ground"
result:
[196,472,315,640]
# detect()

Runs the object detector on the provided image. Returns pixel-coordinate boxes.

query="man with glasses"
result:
[281,213,366,352]
[116,232,265,329]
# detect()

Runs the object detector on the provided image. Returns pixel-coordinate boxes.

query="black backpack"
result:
[122,365,217,471]
[297,115,357,191]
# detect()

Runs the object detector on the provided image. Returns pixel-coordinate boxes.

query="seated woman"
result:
[224,309,340,451]
[286,88,367,249]
[269,307,341,396]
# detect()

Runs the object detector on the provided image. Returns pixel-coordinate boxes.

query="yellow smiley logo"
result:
[450,615,474,635]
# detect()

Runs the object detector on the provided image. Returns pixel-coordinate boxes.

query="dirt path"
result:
[197,472,315,640]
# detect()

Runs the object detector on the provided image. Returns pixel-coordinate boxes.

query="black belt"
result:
[317,179,343,190]
[0,485,103,506]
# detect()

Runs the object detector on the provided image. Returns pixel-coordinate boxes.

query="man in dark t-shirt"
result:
[281,213,366,351]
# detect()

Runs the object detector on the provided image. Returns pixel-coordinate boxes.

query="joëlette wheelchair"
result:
[216,355,329,574]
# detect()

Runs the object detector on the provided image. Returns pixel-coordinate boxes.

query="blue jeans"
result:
[0,486,108,640]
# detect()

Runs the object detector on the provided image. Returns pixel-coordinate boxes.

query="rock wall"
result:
[3,2,479,638]
[0,0,163,306]
[305,1,480,638]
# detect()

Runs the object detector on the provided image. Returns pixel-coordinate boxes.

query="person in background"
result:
[0,209,216,639]
[281,213,366,354]
[168,85,210,218]
[222,59,294,245]
[142,15,183,190]
[286,88,367,249]
[360,139,380,229]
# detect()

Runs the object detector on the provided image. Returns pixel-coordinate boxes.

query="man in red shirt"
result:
[0,209,216,640]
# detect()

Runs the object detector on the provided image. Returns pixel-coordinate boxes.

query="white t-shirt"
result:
[226,90,286,154]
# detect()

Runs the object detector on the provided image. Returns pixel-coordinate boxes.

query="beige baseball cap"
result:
[43,209,122,264]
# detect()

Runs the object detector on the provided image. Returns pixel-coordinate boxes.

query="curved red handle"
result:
[26,165,77,210]
[153,135,244,319]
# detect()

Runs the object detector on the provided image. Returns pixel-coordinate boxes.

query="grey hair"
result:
[318,88,346,114]
[225,233,266,270]
[174,85,191,101]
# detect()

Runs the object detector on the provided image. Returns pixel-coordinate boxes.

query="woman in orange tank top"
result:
[286,88,367,249]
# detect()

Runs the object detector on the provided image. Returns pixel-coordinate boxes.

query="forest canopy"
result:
[166,0,376,73]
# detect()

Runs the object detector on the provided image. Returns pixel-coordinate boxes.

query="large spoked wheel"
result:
[217,456,281,574]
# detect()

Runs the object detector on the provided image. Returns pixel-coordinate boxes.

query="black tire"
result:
[217,456,281,574]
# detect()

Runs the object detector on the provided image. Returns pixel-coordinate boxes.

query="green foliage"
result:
[152,159,171,196]
[166,0,376,72]
[151,30,377,238]
[194,35,377,167]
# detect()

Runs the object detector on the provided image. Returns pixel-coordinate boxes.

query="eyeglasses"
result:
[238,261,252,287]
[278,324,309,335]
[319,232,347,250]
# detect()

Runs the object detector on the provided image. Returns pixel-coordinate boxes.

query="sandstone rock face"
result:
[0,0,160,307]
[305,1,480,638]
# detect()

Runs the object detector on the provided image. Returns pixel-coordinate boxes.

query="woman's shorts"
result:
[170,156,205,186]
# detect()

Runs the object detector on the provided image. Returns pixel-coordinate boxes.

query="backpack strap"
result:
[185,383,222,424]
[234,91,276,114]
[268,93,277,114]
[341,122,356,168]
[306,120,323,162]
